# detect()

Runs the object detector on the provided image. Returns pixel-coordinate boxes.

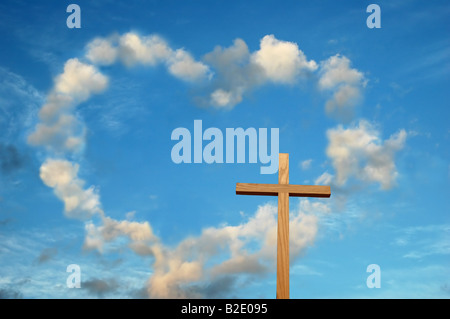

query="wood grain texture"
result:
[236,183,331,198]
[276,192,289,299]
[278,153,289,185]
[277,153,289,299]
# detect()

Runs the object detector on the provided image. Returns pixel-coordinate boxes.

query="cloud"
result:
[352,264,449,298]
[300,159,312,170]
[197,38,260,108]
[29,33,367,163]
[118,33,172,67]
[58,199,320,298]
[251,34,317,83]
[167,49,212,82]
[201,35,317,108]
[325,84,360,117]
[299,199,331,215]
[23,32,382,299]
[85,37,118,66]
[39,159,102,220]
[441,283,450,295]
[0,288,23,299]
[212,254,268,276]
[35,247,57,264]
[325,120,407,189]
[27,59,108,153]
[318,55,364,89]
[393,224,450,259]
[148,251,203,298]
[318,54,366,121]
[315,172,334,185]
[54,58,109,102]
[0,67,43,141]
[100,216,155,242]
[27,114,86,153]
[54,33,368,117]
[83,215,156,253]
[83,278,119,298]
[0,219,13,226]
[184,275,238,299]
[291,264,323,276]
[0,143,25,175]
[143,201,320,298]
[85,32,211,82]
[64,179,325,299]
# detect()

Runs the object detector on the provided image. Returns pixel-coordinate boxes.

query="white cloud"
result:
[299,199,331,215]
[27,59,108,153]
[251,34,317,83]
[148,253,203,298]
[83,222,104,252]
[86,37,118,65]
[318,54,366,121]
[85,32,211,82]
[325,120,407,189]
[315,172,334,185]
[100,216,155,242]
[300,159,313,170]
[27,114,85,153]
[118,33,171,67]
[319,55,364,89]
[167,49,211,82]
[39,159,102,219]
[37,93,74,122]
[54,58,108,102]
[210,88,242,108]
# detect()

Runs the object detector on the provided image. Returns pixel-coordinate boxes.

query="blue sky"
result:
[0,0,449,298]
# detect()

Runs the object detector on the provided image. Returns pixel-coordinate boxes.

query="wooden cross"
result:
[236,153,331,299]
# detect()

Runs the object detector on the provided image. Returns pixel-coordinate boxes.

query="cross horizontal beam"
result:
[236,183,331,198]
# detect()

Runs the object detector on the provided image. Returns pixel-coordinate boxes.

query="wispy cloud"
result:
[82,278,119,298]
[353,264,450,298]
[300,159,313,170]
[34,247,58,264]
[392,224,450,260]
[0,67,43,141]
[291,264,323,276]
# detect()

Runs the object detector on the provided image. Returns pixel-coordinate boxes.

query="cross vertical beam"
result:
[277,153,289,299]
